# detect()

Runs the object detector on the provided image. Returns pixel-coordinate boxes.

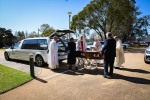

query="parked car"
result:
[144,46,150,64]
[140,42,149,47]
[122,43,129,49]
[86,41,104,51]
[86,42,93,51]
[4,29,75,66]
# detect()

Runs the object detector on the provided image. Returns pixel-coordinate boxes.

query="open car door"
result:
[49,29,75,38]
[49,29,75,52]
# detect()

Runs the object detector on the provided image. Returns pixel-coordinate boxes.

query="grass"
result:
[0,48,6,51]
[124,47,146,53]
[0,64,33,94]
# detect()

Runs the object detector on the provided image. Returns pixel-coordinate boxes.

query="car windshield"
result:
[13,42,21,49]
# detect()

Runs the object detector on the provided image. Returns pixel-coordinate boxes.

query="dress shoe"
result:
[103,75,108,78]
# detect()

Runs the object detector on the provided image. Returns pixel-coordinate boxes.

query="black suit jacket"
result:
[102,37,116,60]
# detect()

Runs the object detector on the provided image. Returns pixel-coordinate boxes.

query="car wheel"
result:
[4,52,10,61]
[35,55,44,67]
[144,56,150,64]
[123,46,126,49]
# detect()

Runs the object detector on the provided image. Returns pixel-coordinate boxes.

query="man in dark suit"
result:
[102,32,116,78]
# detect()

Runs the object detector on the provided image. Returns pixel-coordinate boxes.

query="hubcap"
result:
[5,53,9,60]
[36,56,43,66]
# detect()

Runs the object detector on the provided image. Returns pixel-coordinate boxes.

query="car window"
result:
[37,39,48,50]
[21,39,38,49]
[13,42,21,49]
[21,39,48,50]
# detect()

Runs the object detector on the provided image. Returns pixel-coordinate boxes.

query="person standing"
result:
[67,38,76,70]
[48,36,59,69]
[102,32,116,78]
[76,35,87,51]
[76,35,87,70]
[114,36,125,68]
[92,36,102,64]
[93,36,102,52]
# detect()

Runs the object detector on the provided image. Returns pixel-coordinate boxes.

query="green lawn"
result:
[0,64,33,94]
[0,48,6,51]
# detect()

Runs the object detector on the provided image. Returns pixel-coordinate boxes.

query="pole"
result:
[68,12,72,39]
[69,14,71,39]
[69,14,71,29]
[29,53,35,77]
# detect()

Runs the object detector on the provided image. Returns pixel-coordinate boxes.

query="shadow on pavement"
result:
[52,66,104,76]
[34,77,48,83]
[113,73,150,85]
[117,67,150,74]
[9,59,30,65]
[11,59,150,85]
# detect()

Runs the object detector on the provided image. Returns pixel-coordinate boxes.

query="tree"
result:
[0,27,14,48]
[14,31,26,42]
[42,27,55,37]
[28,31,39,38]
[40,24,50,32]
[40,24,55,36]
[131,15,150,41]
[71,0,136,40]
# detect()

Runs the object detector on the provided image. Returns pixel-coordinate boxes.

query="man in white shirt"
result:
[48,36,59,69]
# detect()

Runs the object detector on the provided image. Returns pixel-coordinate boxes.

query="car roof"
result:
[24,37,49,40]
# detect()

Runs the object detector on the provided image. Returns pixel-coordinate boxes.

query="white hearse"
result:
[4,29,75,66]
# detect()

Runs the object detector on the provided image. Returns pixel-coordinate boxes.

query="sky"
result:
[0,0,150,34]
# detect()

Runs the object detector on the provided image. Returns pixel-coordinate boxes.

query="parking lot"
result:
[0,49,150,100]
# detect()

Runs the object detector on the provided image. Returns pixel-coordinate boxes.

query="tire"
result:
[4,52,10,61]
[144,57,150,64]
[35,55,44,67]
[123,46,126,49]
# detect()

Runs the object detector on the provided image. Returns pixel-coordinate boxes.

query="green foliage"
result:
[39,24,55,36]
[40,24,50,32]
[132,15,150,36]
[0,64,33,94]
[42,27,55,37]
[0,27,14,48]
[28,31,39,38]
[71,0,137,40]
[14,31,26,42]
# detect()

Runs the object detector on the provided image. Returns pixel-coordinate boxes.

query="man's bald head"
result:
[106,32,112,38]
